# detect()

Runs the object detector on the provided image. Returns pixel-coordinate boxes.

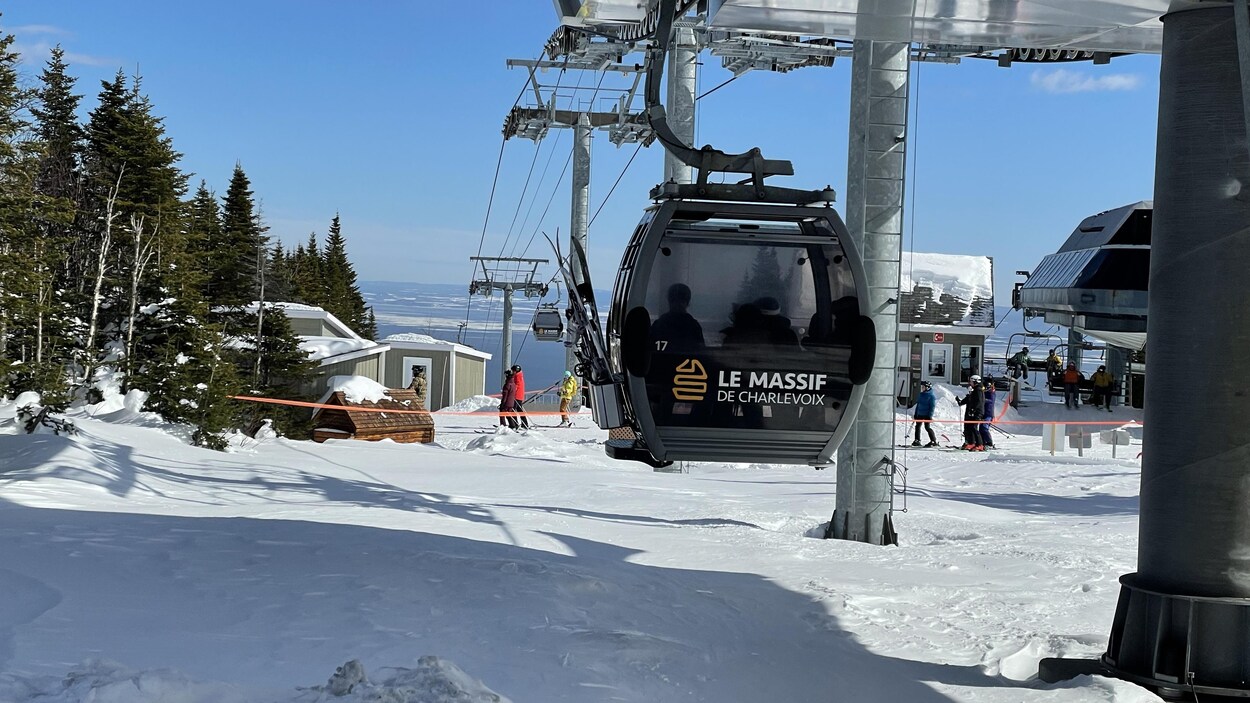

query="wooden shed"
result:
[311,389,434,444]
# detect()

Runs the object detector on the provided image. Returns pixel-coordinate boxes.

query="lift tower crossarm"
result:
[468,256,550,384]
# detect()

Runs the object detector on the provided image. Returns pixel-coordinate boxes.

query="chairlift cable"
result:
[462,52,547,341]
[588,140,644,228]
[695,73,740,101]
[516,69,607,259]
[477,59,575,350]
[517,150,574,259]
[508,131,566,259]
[898,11,927,460]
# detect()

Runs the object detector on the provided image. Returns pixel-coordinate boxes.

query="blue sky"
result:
[4,2,1159,307]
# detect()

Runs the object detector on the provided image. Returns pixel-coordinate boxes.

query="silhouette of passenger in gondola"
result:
[649,283,705,353]
[723,303,799,347]
[647,283,706,426]
[754,296,797,345]
[804,296,859,347]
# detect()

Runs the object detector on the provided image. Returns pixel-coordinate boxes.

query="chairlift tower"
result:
[468,256,549,384]
[503,40,655,373]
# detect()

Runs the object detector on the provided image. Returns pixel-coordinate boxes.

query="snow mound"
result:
[0,657,510,703]
[0,659,250,703]
[464,427,571,461]
[439,395,500,413]
[13,390,41,408]
[328,375,392,404]
[312,657,510,703]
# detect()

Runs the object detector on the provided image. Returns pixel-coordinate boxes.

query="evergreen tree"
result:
[209,164,264,306]
[240,306,316,438]
[0,24,71,403]
[321,214,374,337]
[31,46,83,202]
[265,241,293,302]
[292,231,324,305]
[736,246,785,306]
[30,45,84,375]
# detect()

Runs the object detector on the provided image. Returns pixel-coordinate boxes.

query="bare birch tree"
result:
[123,211,157,378]
[82,167,123,386]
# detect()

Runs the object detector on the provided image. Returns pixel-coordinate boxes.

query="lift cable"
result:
[695,73,740,101]
[476,65,575,349]
[587,141,644,228]
[900,8,927,466]
[461,52,547,343]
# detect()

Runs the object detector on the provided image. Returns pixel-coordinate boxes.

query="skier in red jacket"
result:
[510,364,530,429]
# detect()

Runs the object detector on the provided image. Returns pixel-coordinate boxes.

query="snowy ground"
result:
[0,391,1158,702]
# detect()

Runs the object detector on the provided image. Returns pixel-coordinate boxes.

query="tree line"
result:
[0,24,376,447]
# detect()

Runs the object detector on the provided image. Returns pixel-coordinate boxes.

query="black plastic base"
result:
[1102,573,1250,699]
[1037,657,1104,684]
[605,438,672,469]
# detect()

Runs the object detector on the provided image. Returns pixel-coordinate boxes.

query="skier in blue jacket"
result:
[979,377,997,449]
[911,380,938,447]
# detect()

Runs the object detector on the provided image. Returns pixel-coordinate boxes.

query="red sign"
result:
[933,332,945,343]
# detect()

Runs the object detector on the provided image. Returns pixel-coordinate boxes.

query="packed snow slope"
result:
[0,396,1157,702]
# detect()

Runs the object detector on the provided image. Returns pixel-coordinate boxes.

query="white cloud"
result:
[1030,68,1141,94]
[10,24,69,36]
[12,39,118,68]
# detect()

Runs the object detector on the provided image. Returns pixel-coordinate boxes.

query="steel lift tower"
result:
[502,35,655,374]
[468,256,548,384]
[554,0,1250,696]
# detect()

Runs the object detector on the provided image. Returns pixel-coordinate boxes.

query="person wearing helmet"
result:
[957,375,985,450]
[979,376,996,449]
[558,370,579,427]
[1062,362,1081,409]
[911,380,938,447]
[1091,364,1114,411]
[510,364,530,429]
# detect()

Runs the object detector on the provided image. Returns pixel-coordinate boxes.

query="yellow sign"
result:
[672,359,708,401]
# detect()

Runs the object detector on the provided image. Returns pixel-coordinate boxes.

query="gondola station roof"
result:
[898,253,995,334]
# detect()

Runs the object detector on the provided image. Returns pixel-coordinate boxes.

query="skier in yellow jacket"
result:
[558,371,579,427]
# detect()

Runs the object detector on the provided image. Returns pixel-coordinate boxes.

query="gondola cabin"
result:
[600,199,875,467]
[532,307,565,342]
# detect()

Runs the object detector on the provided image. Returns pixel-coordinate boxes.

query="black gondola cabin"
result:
[596,198,875,467]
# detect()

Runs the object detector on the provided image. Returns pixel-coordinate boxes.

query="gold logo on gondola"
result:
[672,359,708,401]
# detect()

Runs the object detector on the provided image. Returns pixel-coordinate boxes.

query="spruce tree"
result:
[186,181,221,299]
[292,231,324,305]
[0,24,73,404]
[210,164,264,306]
[31,46,83,202]
[321,214,373,337]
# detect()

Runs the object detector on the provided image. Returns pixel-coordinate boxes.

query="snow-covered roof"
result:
[383,333,452,345]
[382,333,492,361]
[299,336,386,363]
[898,253,994,328]
[244,302,364,342]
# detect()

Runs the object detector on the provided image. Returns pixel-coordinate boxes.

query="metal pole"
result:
[567,112,591,374]
[503,284,514,386]
[665,25,698,185]
[1100,6,1250,695]
[1067,328,1084,378]
[833,39,909,545]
